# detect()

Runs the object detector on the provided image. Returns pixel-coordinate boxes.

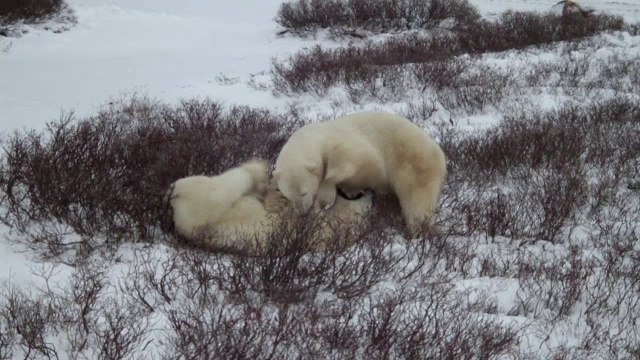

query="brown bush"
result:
[456,108,587,177]
[149,240,520,359]
[0,0,63,22]
[0,95,639,357]
[436,97,639,242]
[447,97,640,179]
[0,96,305,259]
[0,260,153,359]
[162,213,451,305]
[0,0,75,35]
[457,11,625,53]
[271,11,626,98]
[271,34,457,96]
[275,0,480,36]
[0,285,60,359]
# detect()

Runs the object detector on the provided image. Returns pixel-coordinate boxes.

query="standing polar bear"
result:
[166,159,373,254]
[273,111,447,236]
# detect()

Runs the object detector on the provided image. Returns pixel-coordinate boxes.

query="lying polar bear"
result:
[166,159,373,254]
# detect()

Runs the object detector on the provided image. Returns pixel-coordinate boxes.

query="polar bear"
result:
[273,111,446,236]
[166,159,373,254]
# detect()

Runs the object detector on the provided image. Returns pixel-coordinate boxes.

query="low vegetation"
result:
[272,9,628,100]
[275,0,480,36]
[0,0,639,357]
[0,97,303,260]
[0,0,76,37]
[0,92,638,357]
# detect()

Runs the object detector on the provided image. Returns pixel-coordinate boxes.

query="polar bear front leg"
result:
[317,180,338,210]
[319,159,357,209]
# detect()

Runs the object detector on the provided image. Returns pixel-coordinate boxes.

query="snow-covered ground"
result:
[1,0,640,358]
[1,0,638,129]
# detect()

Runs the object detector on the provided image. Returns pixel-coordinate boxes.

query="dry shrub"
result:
[457,11,625,53]
[0,96,305,259]
[508,45,640,99]
[456,107,587,177]
[0,96,639,357]
[437,97,639,242]
[275,0,480,36]
[271,10,626,99]
[271,34,456,96]
[428,61,511,113]
[0,261,153,359]
[594,54,640,94]
[581,201,640,354]
[7,94,620,252]
[139,239,519,359]
[0,0,76,36]
[158,214,448,305]
[515,244,594,321]
[0,284,59,359]
[628,22,640,36]
[449,97,640,178]
[0,0,64,23]
[161,284,520,359]
[441,171,587,243]
[434,93,640,355]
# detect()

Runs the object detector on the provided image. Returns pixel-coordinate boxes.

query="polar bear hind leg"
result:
[392,157,446,236]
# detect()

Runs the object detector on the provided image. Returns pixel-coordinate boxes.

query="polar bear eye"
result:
[301,192,308,197]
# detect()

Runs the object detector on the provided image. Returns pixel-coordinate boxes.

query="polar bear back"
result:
[275,111,439,195]
[169,161,267,241]
[280,111,435,171]
[325,112,436,166]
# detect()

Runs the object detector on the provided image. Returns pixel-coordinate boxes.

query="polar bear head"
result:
[272,162,322,214]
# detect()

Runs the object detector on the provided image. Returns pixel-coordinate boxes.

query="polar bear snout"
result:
[293,193,315,215]
[276,174,319,215]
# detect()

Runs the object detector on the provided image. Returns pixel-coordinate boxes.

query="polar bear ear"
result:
[306,162,320,176]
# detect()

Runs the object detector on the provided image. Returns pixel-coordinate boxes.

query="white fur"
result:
[274,111,447,236]
[168,159,372,254]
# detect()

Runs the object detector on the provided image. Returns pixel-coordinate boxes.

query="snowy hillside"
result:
[1,0,640,358]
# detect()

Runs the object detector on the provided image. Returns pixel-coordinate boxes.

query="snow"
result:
[0,0,310,129]
[2,0,638,129]
[1,0,640,358]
